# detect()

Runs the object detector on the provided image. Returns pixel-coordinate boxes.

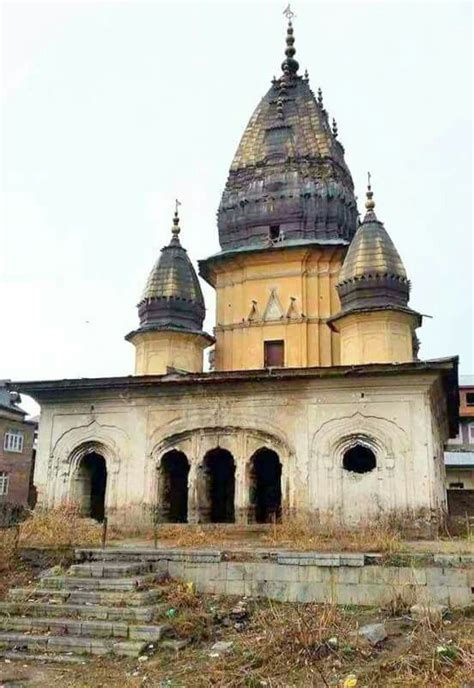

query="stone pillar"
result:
[187,462,199,524]
[234,461,248,524]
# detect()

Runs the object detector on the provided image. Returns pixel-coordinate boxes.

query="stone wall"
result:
[77,547,474,609]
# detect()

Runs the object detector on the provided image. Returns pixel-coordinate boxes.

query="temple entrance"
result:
[202,448,235,523]
[159,450,190,523]
[249,448,282,523]
[75,452,107,522]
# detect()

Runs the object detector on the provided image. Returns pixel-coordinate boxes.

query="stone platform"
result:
[1,546,472,663]
[77,546,474,608]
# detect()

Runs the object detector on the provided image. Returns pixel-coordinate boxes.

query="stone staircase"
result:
[0,555,175,661]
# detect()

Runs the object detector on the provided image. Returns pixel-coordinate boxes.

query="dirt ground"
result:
[0,575,473,688]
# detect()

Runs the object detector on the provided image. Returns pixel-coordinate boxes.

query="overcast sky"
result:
[0,0,472,416]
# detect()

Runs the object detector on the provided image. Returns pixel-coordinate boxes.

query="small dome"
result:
[135,212,206,334]
[337,185,411,313]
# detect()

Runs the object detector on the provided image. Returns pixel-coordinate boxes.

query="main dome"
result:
[217,21,358,251]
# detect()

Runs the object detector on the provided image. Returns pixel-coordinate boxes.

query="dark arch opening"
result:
[77,452,107,522]
[203,448,235,523]
[343,445,376,474]
[250,448,282,523]
[160,450,190,523]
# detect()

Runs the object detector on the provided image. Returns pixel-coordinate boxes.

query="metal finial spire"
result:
[281,5,299,75]
[304,68,309,81]
[283,4,296,21]
[171,199,182,241]
[332,118,338,138]
[365,173,376,214]
[317,87,324,108]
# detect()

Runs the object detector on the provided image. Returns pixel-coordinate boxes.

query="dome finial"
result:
[281,5,299,75]
[171,199,182,243]
[365,173,376,216]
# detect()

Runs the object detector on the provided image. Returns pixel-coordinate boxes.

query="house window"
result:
[264,340,284,367]
[466,392,474,406]
[449,482,464,489]
[0,472,9,496]
[4,429,24,453]
[449,425,463,445]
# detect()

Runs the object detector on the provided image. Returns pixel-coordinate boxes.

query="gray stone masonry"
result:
[75,547,474,609]
[0,556,175,660]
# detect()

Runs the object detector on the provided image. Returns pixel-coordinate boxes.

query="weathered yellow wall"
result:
[130,331,209,375]
[335,311,415,365]
[211,246,346,371]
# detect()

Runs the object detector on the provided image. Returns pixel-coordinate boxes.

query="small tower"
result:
[329,179,422,365]
[126,208,214,375]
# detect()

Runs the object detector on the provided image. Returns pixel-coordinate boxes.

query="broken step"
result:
[7,587,163,607]
[68,561,153,578]
[38,572,162,592]
[0,600,160,622]
[0,632,149,657]
[0,617,172,641]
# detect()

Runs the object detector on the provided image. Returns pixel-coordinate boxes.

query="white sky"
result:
[0,0,472,416]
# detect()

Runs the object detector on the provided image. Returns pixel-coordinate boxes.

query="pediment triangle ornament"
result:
[263,288,284,321]
[247,300,261,322]
[286,297,299,319]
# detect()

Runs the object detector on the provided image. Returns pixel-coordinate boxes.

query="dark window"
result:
[269,225,280,240]
[449,482,464,489]
[264,340,284,367]
[466,392,474,406]
[343,445,376,474]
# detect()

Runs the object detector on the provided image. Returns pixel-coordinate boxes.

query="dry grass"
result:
[18,504,102,547]
[109,516,403,553]
[0,528,35,600]
[262,513,403,553]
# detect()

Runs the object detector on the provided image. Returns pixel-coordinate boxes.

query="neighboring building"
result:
[0,382,37,508]
[12,17,458,527]
[445,375,474,516]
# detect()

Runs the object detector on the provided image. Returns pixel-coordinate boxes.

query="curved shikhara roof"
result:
[217,22,358,251]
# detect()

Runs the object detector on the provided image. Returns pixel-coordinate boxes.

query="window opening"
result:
[264,340,284,367]
[0,472,9,496]
[343,445,376,474]
[4,429,24,453]
[269,225,281,240]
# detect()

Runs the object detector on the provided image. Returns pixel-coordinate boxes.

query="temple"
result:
[12,15,458,528]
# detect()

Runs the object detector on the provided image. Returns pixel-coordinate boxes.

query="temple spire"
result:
[281,5,299,75]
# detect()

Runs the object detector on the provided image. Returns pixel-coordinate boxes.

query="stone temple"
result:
[14,18,458,528]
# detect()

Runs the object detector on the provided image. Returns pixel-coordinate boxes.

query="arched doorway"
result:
[202,448,235,523]
[249,448,282,523]
[75,452,107,522]
[159,450,190,523]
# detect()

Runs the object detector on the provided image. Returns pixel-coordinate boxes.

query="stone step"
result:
[0,600,158,622]
[0,616,171,641]
[0,632,148,657]
[8,587,163,607]
[0,650,87,664]
[76,547,221,564]
[39,572,161,592]
[68,561,153,578]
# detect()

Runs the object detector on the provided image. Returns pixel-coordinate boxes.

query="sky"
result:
[0,0,472,416]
